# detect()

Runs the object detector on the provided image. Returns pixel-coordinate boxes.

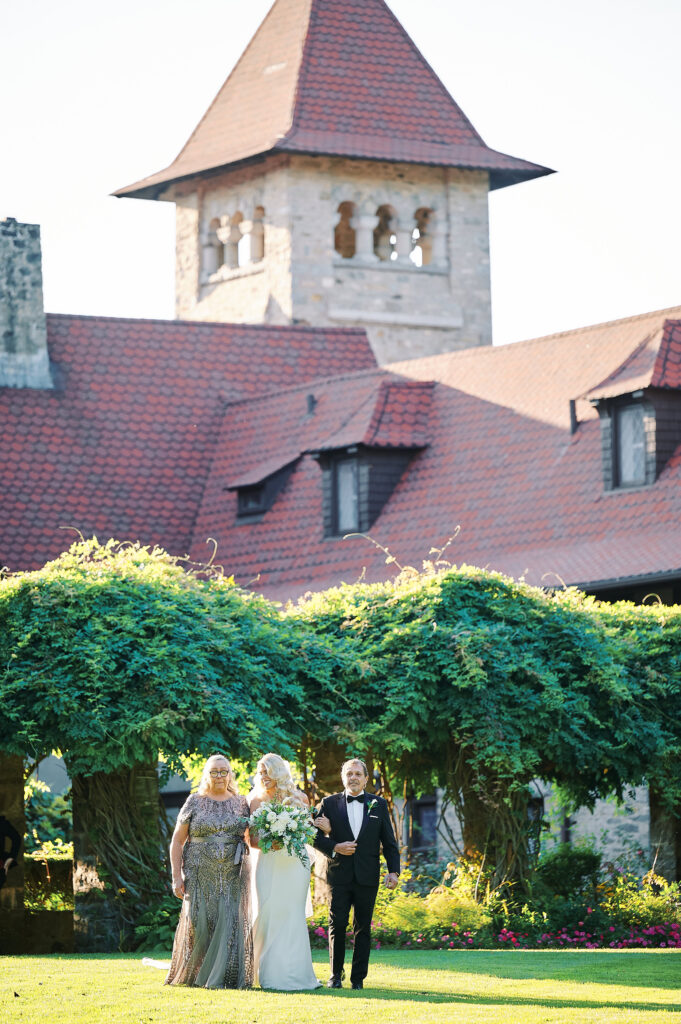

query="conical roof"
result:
[116,0,552,199]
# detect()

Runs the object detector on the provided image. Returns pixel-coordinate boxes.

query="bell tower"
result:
[115,0,551,364]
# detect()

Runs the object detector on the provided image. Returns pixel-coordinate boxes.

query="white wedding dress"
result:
[252,846,320,990]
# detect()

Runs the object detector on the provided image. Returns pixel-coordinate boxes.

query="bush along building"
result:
[2,0,681,907]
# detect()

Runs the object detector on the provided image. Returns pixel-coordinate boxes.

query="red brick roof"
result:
[0,315,375,571]
[186,305,681,600]
[115,0,551,200]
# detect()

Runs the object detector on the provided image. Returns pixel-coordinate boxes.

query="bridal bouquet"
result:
[248,801,317,865]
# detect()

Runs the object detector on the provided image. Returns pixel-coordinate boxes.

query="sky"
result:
[1,0,679,346]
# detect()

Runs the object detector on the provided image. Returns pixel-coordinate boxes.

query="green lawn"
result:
[1,950,680,1024]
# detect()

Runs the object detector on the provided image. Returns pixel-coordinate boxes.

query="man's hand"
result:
[3,858,15,872]
[383,872,399,890]
[313,814,331,835]
[334,840,357,856]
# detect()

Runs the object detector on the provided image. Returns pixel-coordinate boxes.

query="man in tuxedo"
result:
[314,758,400,989]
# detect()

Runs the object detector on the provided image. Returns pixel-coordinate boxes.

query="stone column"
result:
[394,220,415,265]
[353,211,380,263]
[0,753,25,954]
[0,218,52,389]
[200,224,221,278]
[216,217,240,269]
[430,212,448,268]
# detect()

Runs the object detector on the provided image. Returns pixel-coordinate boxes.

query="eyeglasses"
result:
[209,769,231,778]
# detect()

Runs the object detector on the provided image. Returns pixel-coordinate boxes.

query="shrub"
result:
[601,872,681,930]
[133,894,179,952]
[535,843,602,898]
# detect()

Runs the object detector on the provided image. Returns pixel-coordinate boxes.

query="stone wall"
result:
[171,155,492,363]
[0,217,52,388]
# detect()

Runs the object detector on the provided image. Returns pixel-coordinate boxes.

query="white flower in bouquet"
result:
[247,800,317,865]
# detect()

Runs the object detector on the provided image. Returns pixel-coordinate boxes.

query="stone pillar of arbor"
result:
[0,753,25,954]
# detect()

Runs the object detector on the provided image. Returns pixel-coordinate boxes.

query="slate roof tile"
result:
[115,0,551,200]
[188,306,681,600]
[0,315,375,571]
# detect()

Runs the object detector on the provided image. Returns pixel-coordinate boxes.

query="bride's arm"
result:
[247,795,262,848]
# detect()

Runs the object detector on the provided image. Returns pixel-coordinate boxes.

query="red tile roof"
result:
[115,0,551,200]
[5,305,681,601]
[0,315,375,571]
[186,305,681,600]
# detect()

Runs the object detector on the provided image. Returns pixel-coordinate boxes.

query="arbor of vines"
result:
[1,540,680,947]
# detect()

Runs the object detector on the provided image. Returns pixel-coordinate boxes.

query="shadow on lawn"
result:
[379,951,681,991]
[313,986,681,1013]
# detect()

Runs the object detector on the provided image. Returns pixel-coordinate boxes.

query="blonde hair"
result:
[254,753,306,807]
[197,754,239,797]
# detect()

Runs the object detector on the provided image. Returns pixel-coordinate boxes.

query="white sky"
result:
[2,0,679,345]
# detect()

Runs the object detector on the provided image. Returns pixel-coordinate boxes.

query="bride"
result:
[248,753,329,990]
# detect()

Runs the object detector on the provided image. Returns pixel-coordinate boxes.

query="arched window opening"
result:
[334,201,356,259]
[411,207,433,267]
[374,205,397,262]
[251,206,265,262]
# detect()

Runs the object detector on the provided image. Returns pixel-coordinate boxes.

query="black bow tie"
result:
[347,794,364,804]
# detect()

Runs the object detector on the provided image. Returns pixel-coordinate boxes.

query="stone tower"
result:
[0,218,52,388]
[116,0,551,364]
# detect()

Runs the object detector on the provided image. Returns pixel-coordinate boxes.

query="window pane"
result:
[336,460,358,532]
[617,405,645,486]
[412,799,437,849]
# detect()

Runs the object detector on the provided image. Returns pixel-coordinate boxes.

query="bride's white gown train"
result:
[252,848,320,990]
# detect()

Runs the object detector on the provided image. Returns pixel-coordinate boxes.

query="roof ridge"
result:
[46,311,368,335]
[387,304,681,371]
[221,365,388,409]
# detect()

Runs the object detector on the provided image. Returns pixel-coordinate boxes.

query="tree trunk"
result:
[72,761,164,951]
[0,753,25,954]
[650,787,681,882]
[446,745,535,897]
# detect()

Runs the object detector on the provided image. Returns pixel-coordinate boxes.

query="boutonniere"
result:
[366,799,378,814]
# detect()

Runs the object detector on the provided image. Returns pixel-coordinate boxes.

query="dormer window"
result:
[228,459,297,522]
[614,404,646,487]
[593,395,656,491]
[315,445,419,538]
[237,484,266,517]
[334,457,359,533]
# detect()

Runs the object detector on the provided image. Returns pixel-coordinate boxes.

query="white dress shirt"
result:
[345,790,365,839]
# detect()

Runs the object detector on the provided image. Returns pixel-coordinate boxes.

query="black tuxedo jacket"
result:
[313,792,400,887]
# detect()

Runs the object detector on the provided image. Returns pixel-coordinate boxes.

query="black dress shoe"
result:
[327,978,342,988]
[351,981,363,990]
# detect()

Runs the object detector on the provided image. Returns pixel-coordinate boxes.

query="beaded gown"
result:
[165,793,253,988]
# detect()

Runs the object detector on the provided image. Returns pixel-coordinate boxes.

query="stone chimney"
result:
[0,217,52,388]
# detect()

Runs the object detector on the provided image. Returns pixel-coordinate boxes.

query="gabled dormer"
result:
[586,320,681,490]
[309,380,433,536]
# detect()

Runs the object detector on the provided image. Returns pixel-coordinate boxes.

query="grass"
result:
[1,950,680,1024]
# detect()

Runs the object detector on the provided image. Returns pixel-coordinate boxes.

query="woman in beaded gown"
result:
[165,754,253,988]
[249,753,330,991]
